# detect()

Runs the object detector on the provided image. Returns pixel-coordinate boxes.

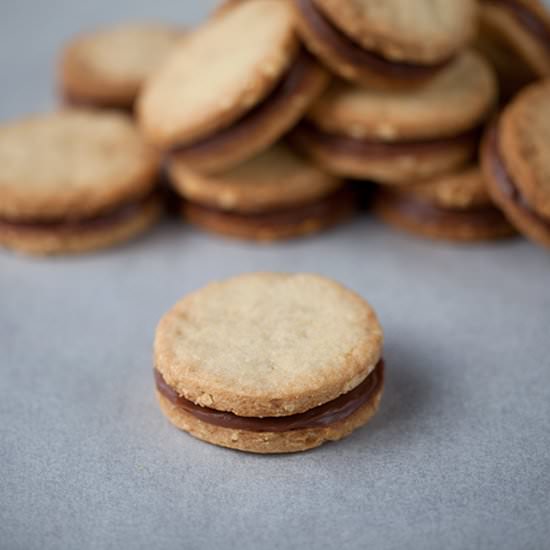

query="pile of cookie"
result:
[1,0,549,255]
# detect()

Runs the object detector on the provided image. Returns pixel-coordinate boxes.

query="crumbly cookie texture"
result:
[307,51,496,141]
[0,195,161,256]
[0,110,159,220]
[169,143,342,212]
[60,23,183,106]
[499,80,550,218]
[156,384,383,454]
[154,273,383,418]
[313,0,477,63]
[138,1,298,148]
[402,167,493,210]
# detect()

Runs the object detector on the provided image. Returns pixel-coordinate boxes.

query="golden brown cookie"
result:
[0,109,161,255]
[292,0,477,88]
[476,0,550,101]
[482,80,550,249]
[292,51,497,185]
[169,144,355,241]
[60,23,183,111]
[138,1,328,173]
[154,272,384,453]
[373,166,516,242]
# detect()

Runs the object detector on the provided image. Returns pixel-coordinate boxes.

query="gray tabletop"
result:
[1,2,550,549]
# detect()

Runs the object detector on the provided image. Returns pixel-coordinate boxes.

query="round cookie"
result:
[154,272,384,453]
[0,109,161,255]
[138,1,328,173]
[292,0,477,87]
[168,143,355,241]
[292,51,497,184]
[60,23,183,111]
[477,0,550,101]
[482,80,550,249]
[373,166,516,242]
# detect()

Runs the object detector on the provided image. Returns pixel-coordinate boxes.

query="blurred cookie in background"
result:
[0,110,161,255]
[168,143,356,241]
[60,23,183,112]
[476,0,550,102]
[373,165,516,241]
[292,51,497,185]
[138,1,328,174]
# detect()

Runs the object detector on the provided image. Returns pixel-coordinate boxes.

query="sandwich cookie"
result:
[373,166,516,242]
[154,272,384,453]
[476,0,550,101]
[292,51,497,184]
[0,110,161,255]
[138,1,328,174]
[292,0,477,88]
[169,144,355,241]
[60,23,183,112]
[482,80,550,249]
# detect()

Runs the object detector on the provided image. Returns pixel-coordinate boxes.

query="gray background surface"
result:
[1,2,550,549]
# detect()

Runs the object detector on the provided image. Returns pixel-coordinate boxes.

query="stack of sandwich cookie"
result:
[0,110,161,255]
[154,273,384,454]
[476,0,550,101]
[373,166,516,241]
[292,0,476,88]
[292,51,497,184]
[138,1,329,174]
[60,23,183,112]
[169,144,355,241]
[482,80,550,249]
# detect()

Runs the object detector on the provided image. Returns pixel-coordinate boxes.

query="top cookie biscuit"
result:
[61,23,183,108]
[138,1,298,149]
[154,273,383,417]
[306,51,496,141]
[0,110,159,220]
[314,0,477,63]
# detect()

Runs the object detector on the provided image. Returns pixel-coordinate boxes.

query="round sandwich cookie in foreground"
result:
[482,80,550,249]
[476,0,550,101]
[138,1,329,174]
[373,166,516,242]
[154,272,384,454]
[292,51,497,185]
[60,23,183,112]
[169,143,355,241]
[0,110,161,255]
[292,0,477,88]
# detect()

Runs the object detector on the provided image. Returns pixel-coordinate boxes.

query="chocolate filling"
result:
[294,121,479,158]
[485,0,550,54]
[184,186,356,229]
[487,124,550,228]
[155,359,384,432]
[379,189,511,229]
[63,91,134,114]
[171,48,319,157]
[0,191,157,233]
[295,0,452,80]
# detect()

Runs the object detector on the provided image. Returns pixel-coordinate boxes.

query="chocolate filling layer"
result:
[0,192,157,233]
[487,124,550,228]
[379,189,511,229]
[155,359,384,432]
[294,121,479,158]
[171,48,319,157]
[485,0,550,54]
[63,92,134,113]
[295,0,452,80]
[184,186,356,229]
